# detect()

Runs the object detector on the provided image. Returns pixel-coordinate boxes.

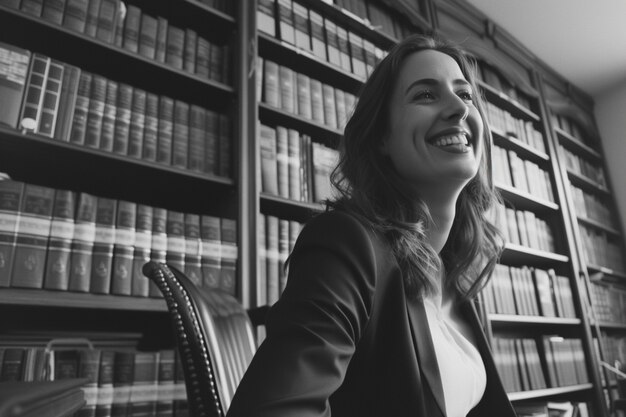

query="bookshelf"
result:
[1,0,624,416]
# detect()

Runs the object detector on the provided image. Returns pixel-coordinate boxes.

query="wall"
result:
[594,80,626,238]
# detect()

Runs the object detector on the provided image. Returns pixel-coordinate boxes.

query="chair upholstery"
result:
[142,261,264,417]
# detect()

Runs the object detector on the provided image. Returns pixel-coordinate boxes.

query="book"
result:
[43,189,76,291]
[188,105,206,173]
[172,100,190,169]
[75,349,101,417]
[165,210,185,273]
[84,74,107,148]
[18,53,50,134]
[148,207,167,297]
[308,10,326,60]
[309,78,324,124]
[142,92,158,162]
[41,0,66,24]
[287,128,301,201]
[0,178,24,287]
[69,71,92,145]
[95,0,119,43]
[129,352,158,417]
[155,350,175,417]
[259,124,279,195]
[295,72,311,119]
[335,25,352,73]
[204,109,219,175]
[276,0,295,45]
[278,64,296,114]
[54,63,80,142]
[131,204,152,297]
[138,13,158,59]
[1,347,26,381]
[156,96,174,165]
[36,59,64,137]
[218,113,232,177]
[67,192,97,292]
[321,83,337,129]
[200,215,221,290]
[110,200,136,295]
[20,0,42,16]
[195,36,211,78]
[324,19,341,68]
[209,42,224,84]
[111,351,134,417]
[257,214,267,307]
[94,350,115,417]
[257,0,276,36]
[84,0,102,37]
[275,126,289,198]
[265,215,279,304]
[154,16,168,63]
[89,197,116,294]
[220,218,237,295]
[292,2,311,52]
[10,184,54,289]
[0,379,87,417]
[183,28,197,74]
[183,213,202,287]
[127,88,146,159]
[347,31,366,79]
[99,79,118,152]
[532,268,557,317]
[165,25,185,70]
[63,0,89,33]
[311,142,338,202]
[0,42,31,129]
[112,83,132,155]
[278,219,289,293]
[262,59,280,108]
[121,4,141,53]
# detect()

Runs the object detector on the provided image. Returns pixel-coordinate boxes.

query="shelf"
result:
[491,128,550,164]
[259,103,343,146]
[591,321,626,331]
[567,170,610,196]
[587,264,626,282]
[260,193,324,223]
[258,32,363,94]
[577,216,622,237]
[490,314,581,326]
[501,243,569,267]
[0,5,235,108]
[508,384,593,402]
[0,126,235,214]
[555,127,601,161]
[478,80,540,121]
[497,183,559,213]
[0,288,167,312]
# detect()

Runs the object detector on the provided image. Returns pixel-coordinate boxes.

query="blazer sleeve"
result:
[226,211,379,417]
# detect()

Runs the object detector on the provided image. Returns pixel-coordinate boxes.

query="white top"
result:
[423,293,487,417]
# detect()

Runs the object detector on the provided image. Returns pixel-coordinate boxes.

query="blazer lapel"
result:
[405,297,446,417]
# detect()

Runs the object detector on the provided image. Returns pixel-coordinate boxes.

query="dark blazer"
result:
[227,210,516,417]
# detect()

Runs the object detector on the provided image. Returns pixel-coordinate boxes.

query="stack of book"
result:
[0,378,87,417]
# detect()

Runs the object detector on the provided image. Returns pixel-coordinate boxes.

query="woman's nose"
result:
[442,94,469,121]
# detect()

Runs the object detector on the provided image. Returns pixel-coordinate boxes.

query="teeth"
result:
[432,134,469,147]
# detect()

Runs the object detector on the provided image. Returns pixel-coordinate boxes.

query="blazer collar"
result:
[405,296,446,417]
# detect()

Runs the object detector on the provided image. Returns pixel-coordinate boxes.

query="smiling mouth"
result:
[429,133,472,149]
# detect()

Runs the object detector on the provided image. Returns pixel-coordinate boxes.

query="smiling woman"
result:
[226,34,515,417]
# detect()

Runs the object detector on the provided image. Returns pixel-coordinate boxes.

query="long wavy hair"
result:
[328,34,503,300]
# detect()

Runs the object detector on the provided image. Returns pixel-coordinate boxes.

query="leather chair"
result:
[142,261,268,417]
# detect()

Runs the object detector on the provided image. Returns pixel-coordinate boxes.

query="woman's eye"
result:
[458,91,474,102]
[414,90,435,101]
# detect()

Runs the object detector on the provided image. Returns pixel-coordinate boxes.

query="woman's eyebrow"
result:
[404,78,471,95]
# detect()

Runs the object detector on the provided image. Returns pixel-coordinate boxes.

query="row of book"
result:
[579,224,625,273]
[588,282,626,324]
[562,146,607,189]
[552,113,595,150]
[259,57,357,131]
[0,176,238,297]
[259,123,339,203]
[2,0,231,84]
[0,43,233,176]
[514,401,591,417]
[477,62,533,111]
[493,144,555,203]
[596,332,626,385]
[492,336,589,393]
[482,265,576,318]
[0,345,188,417]
[330,0,417,41]
[258,0,386,80]
[571,185,618,229]
[486,101,546,155]
[258,214,304,305]
[492,203,557,253]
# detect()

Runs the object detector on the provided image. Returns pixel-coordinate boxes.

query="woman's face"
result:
[381,50,484,194]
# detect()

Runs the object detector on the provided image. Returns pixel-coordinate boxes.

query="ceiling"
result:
[464,0,626,98]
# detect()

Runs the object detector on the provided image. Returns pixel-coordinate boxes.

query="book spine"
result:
[200,215,221,290]
[295,73,311,119]
[156,96,174,165]
[111,351,135,417]
[275,126,289,198]
[265,214,279,304]
[309,78,324,124]
[138,13,158,59]
[204,109,219,175]
[219,218,237,295]
[54,63,81,141]
[188,105,206,173]
[84,74,107,148]
[171,100,190,169]
[129,352,159,417]
[0,179,25,287]
[321,83,337,129]
[112,83,132,155]
[68,192,97,292]
[127,88,146,159]
[218,113,231,177]
[90,197,117,294]
[10,184,55,289]
[141,92,158,162]
[75,349,102,417]
[122,4,141,53]
[63,0,89,33]
[292,2,311,52]
[41,0,66,24]
[69,71,92,145]
[19,53,50,133]
[35,58,63,137]
[95,350,115,417]
[155,350,175,417]
[149,207,167,297]
[43,189,76,290]
[183,213,202,287]
[208,40,224,84]
[165,25,185,70]
[154,17,168,63]
[165,210,185,273]
[195,36,211,78]
[84,0,102,37]
[287,128,301,201]
[111,200,136,295]
[257,0,276,37]
[335,25,352,72]
[259,124,279,195]
[20,0,43,16]
[131,204,152,297]
[0,43,31,129]
[278,65,295,113]
[277,0,295,45]
[262,59,280,108]
[99,79,118,152]
[183,28,197,74]
[95,0,119,43]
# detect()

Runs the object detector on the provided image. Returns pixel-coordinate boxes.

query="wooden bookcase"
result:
[1,0,624,416]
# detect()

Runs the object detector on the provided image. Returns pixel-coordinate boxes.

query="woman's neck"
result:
[421,190,459,254]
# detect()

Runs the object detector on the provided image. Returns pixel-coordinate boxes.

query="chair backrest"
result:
[142,261,257,417]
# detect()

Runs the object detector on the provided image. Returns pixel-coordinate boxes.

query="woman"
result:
[227,34,516,417]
